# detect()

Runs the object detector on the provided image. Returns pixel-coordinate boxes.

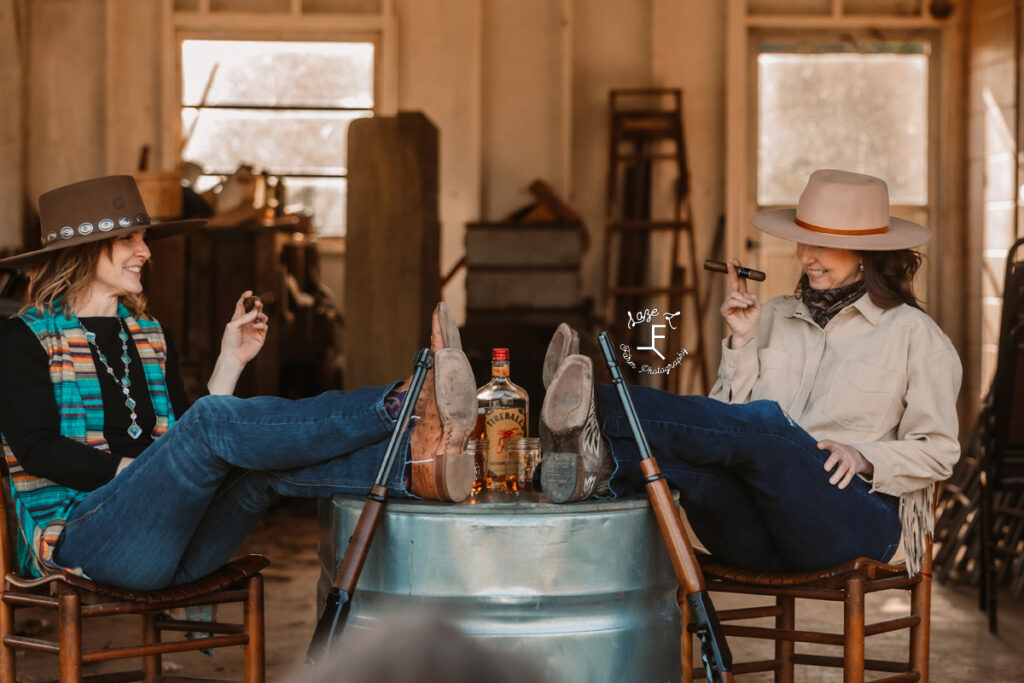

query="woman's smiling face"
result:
[91,230,151,299]
[795,243,862,290]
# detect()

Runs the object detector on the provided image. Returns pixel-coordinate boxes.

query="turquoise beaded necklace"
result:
[79,318,143,439]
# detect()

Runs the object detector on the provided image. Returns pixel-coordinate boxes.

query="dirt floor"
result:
[9,498,1024,682]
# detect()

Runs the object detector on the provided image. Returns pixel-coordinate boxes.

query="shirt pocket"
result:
[822,360,903,434]
[751,347,799,405]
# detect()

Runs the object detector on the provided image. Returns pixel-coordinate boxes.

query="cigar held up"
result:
[703,259,766,281]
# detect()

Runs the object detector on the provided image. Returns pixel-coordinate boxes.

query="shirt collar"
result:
[779,293,883,326]
[850,294,884,325]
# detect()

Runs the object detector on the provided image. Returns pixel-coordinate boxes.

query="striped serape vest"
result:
[1,302,174,577]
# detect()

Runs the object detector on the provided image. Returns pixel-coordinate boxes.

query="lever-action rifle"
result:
[305,348,432,664]
[598,332,733,683]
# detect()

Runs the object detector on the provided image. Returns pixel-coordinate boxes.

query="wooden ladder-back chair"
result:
[979,235,1024,633]
[0,460,269,682]
[682,516,934,681]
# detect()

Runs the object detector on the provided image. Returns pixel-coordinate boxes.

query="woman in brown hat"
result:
[0,175,477,590]
[540,169,961,576]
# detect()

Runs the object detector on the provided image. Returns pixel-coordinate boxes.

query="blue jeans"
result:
[54,385,410,590]
[596,385,901,573]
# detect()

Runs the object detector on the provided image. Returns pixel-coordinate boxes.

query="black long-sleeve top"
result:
[0,316,191,492]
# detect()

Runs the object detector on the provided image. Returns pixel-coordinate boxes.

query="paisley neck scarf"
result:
[800,280,867,328]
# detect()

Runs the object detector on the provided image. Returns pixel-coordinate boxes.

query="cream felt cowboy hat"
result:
[0,175,206,268]
[750,169,931,251]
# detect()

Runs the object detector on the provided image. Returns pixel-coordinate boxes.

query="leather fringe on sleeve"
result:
[899,485,934,577]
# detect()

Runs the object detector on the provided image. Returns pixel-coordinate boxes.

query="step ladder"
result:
[602,88,708,394]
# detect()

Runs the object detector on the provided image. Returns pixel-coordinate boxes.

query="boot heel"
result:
[437,451,475,502]
[540,452,584,503]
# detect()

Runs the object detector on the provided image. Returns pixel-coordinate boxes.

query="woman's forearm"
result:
[206,351,244,396]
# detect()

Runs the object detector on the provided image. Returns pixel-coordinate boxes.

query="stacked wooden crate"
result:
[465,181,588,327]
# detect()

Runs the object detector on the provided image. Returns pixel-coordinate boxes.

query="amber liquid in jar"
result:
[467,438,489,495]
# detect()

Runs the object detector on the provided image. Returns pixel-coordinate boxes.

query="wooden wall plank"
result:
[0,0,25,250]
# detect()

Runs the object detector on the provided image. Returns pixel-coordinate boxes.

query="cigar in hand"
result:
[704,259,766,282]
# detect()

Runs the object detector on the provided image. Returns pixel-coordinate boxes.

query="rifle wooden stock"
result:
[306,349,433,665]
[639,459,705,595]
[334,484,387,592]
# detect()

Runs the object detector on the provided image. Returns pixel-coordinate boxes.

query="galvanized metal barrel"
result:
[317,494,681,683]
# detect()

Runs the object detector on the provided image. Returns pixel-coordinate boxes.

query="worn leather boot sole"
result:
[540,323,580,456]
[410,348,476,502]
[540,354,611,503]
[432,301,462,351]
[542,323,579,389]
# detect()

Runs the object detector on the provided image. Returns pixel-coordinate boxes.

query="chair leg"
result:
[679,587,693,682]
[0,591,16,682]
[843,576,865,683]
[775,594,794,683]
[980,476,999,633]
[59,591,83,683]
[978,477,988,613]
[987,491,999,634]
[142,612,162,682]
[244,574,266,683]
[910,550,933,683]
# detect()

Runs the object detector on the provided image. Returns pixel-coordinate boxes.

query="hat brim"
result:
[0,218,207,269]
[750,209,931,251]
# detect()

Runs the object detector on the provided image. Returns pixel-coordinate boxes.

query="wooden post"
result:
[345,112,440,389]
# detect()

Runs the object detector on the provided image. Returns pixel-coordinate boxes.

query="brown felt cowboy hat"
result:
[750,169,931,251]
[0,175,206,268]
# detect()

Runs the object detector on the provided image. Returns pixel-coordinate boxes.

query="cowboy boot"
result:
[409,303,474,501]
[542,323,579,389]
[431,301,461,351]
[540,323,580,456]
[539,354,613,503]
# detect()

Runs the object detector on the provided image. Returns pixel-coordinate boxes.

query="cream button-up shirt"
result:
[710,294,962,497]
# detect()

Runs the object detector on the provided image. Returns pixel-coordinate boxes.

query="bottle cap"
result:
[492,348,509,361]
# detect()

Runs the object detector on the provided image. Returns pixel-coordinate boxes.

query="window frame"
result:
[161,0,397,243]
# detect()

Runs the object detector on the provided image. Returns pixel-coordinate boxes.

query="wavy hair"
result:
[794,248,923,311]
[23,240,149,318]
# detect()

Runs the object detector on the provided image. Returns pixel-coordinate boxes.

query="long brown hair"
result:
[23,239,149,318]
[859,249,923,310]
[794,248,923,311]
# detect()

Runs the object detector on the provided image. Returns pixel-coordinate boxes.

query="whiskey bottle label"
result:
[483,407,526,484]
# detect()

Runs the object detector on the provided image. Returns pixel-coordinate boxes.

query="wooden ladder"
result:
[602,88,707,394]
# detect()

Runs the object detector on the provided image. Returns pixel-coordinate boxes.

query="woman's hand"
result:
[207,291,269,395]
[720,258,761,348]
[819,440,874,489]
[222,291,268,366]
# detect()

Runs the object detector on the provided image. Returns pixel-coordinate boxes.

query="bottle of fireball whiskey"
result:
[475,348,529,491]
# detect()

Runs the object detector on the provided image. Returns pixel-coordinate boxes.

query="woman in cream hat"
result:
[540,169,961,576]
[0,175,477,589]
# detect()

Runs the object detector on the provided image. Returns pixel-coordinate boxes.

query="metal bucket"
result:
[317,494,681,683]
